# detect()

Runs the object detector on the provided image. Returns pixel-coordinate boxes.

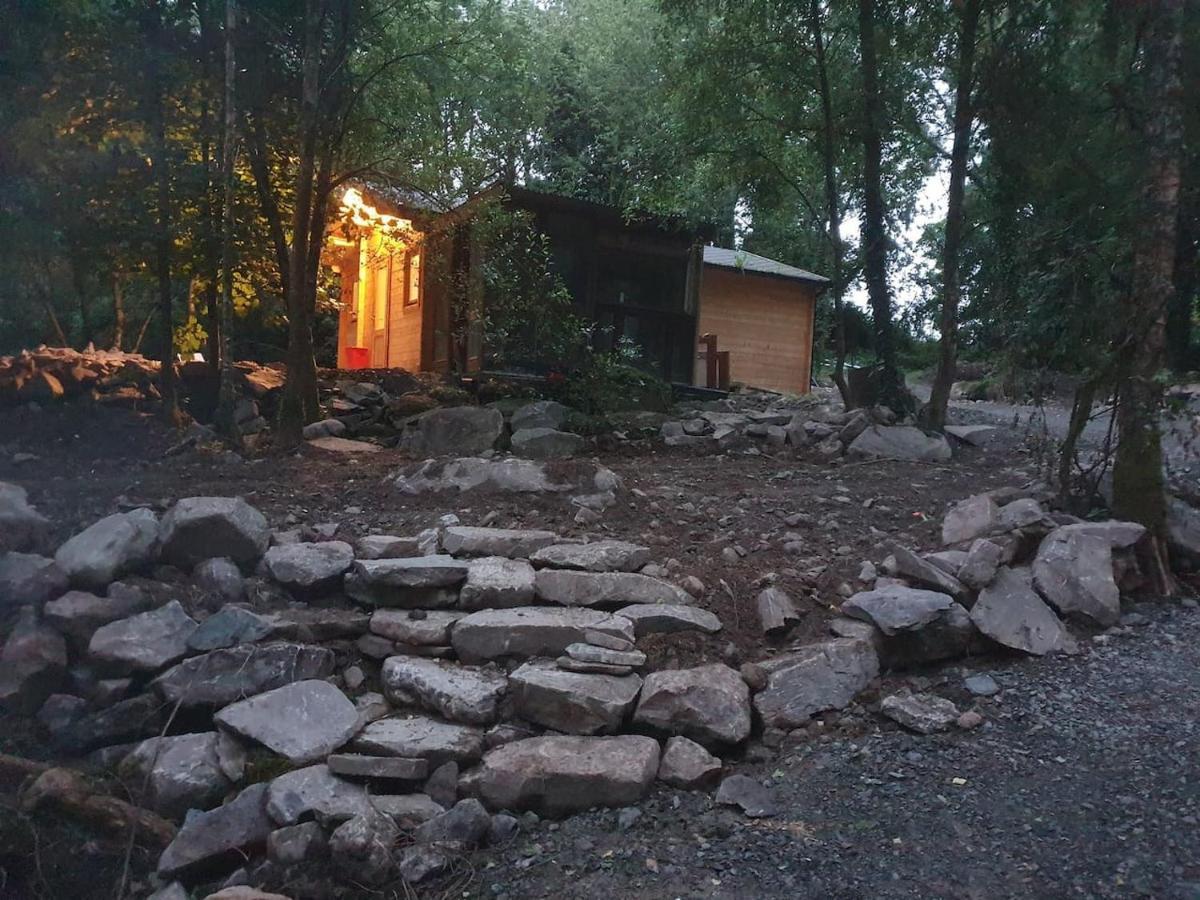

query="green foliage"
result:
[550,347,674,415]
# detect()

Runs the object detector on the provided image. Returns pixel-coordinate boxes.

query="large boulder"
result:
[88,600,198,674]
[511,427,585,460]
[1053,520,1147,550]
[263,541,354,594]
[477,735,660,817]
[1166,496,1200,558]
[399,407,504,456]
[153,642,335,707]
[970,567,1074,656]
[509,660,641,735]
[0,482,50,553]
[381,656,507,725]
[841,586,973,667]
[352,715,485,765]
[534,570,693,607]
[0,608,67,714]
[847,426,952,462]
[159,497,270,568]
[54,508,158,589]
[510,400,570,432]
[0,552,68,610]
[441,526,558,559]
[1032,529,1121,626]
[530,541,652,573]
[458,557,536,610]
[214,679,360,765]
[119,732,239,818]
[451,607,635,663]
[632,663,751,747]
[753,638,879,728]
[157,783,274,879]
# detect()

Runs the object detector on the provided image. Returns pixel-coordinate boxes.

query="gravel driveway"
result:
[470,602,1200,900]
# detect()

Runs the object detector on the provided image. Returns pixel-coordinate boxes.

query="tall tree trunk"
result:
[277,0,324,446]
[199,3,222,374]
[855,0,907,413]
[925,0,982,430]
[145,0,181,424]
[110,272,126,351]
[809,0,850,408]
[1112,0,1184,593]
[1166,195,1195,371]
[71,259,90,349]
[213,0,242,445]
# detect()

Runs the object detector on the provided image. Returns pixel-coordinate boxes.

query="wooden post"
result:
[700,332,718,388]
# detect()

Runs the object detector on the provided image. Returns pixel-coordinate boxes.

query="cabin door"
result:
[370,257,390,366]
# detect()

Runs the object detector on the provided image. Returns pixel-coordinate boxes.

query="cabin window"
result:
[596,249,686,312]
[407,252,421,306]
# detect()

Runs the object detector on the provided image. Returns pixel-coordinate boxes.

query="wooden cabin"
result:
[327,183,826,394]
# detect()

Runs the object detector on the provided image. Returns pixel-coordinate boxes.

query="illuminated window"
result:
[406,252,421,306]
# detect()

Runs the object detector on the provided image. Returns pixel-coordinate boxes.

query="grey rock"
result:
[582,629,635,651]
[1032,529,1121,626]
[37,693,87,738]
[329,810,398,885]
[399,406,504,456]
[265,764,373,826]
[753,638,879,728]
[267,821,326,865]
[397,844,453,883]
[356,534,425,560]
[193,558,245,603]
[996,497,1051,532]
[43,588,152,645]
[847,425,952,462]
[564,642,646,667]
[370,609,463,645]
[964,673,999,696]
[452,607,635,663]
[88,600,197,673]
[511,427,585,459]
[924,550,968,576]
[187,605,272,651]
[0,481,50,553]
[382,656,507,725]
[158,497,270,569]
[478,735,661,817]
[394,456,576,494]
[414,797,490,847]
[971,567,1074,656]
[556,657,634,675]
[153,642,335,707]
[353,715,486,765]
[0,608,67,714]
[890,546,968,597]
[633,663,750,747]
[441,525,558,558]
[531,541,652,573]
[345,556,467,608]
[119,732,234,818]
[1054,520,1147,549]
[841,585,955,635]
[215,679,359,764]
[534,569,693,607]
[1167,496,1200,558]
[0,552,67,609]
[263,541,354,594]
[510,660,642,735]
[489,812,519,844]
[942,494,1001,545]
[257,606,368,642]
[657,735,722,789]
[510,399,570,431]
[302,417,347,440]
[876,601,976,667]
[715,774,777,817]
[54,508,158,589]
[880,690,960,734]
[957,539,1004,591]
[616,603,721,637]
[424,760,459,807]
[157,782,273,878]
[458,556,536,610]
[55,693,163,753]
[757,586,801,635]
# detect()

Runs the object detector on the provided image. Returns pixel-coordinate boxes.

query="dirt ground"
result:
[1,396,1196,899]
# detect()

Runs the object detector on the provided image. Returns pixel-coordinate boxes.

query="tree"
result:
[1112,0,1185,589]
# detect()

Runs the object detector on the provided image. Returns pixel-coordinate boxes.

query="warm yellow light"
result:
[340,186,413,231]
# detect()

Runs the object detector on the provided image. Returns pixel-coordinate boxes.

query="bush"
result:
[550,351,673,415]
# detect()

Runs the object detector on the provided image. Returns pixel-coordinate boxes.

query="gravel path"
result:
[471,602,1200,900]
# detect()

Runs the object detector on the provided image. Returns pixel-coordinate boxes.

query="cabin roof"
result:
[703,246,829,285]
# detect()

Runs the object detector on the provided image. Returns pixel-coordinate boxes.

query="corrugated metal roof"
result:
[703,245,829,284]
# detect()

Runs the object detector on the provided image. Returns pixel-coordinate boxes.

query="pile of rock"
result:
[659,400,956,463]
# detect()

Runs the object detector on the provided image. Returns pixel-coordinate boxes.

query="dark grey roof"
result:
[703,246,828,284]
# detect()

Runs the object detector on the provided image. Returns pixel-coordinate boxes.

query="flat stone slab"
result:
[847,425,952,462]
[753,638,879,729]
[352,715,485,765]
[441,526,558,558]
[158,782,273,878]
[154,642,335,707]
[889,546,968,598]
[327,754,428,781]
[972,567,1074,656]
[616,604,722,637]
[841,585,956,635]
[307,436,381,454]
[214,679,359,764]
[452,607,635,663]
[509,660,642,735]
[345,556,467,608]
[459,557,536,610]
[394,457,575,494]
[633,663,751,747]
[530,541,651,573]
[356,535,425,560]
[263,541,354,593]
[478,735,660,817]
[381,656,507,725]
[187,605,273,651]
[88,600,197,673]
[370,609,463,645]
[1052,520,1147,550]
[881,690,960,734]
[564,643,646,667]
[534,570,693,607]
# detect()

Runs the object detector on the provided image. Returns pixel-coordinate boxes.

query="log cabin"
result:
[325,183,827,395]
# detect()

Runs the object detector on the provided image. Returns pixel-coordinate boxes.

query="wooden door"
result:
[370,257,390,366]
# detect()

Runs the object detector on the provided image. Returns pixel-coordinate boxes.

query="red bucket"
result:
[344,346,369,370]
